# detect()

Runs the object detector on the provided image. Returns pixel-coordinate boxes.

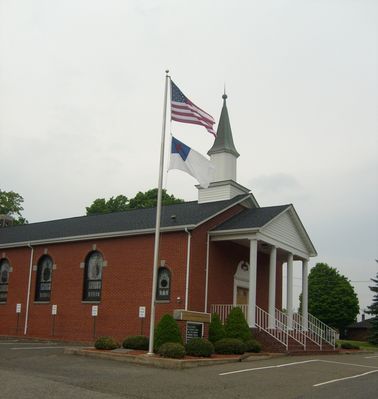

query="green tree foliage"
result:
[86,189,184,215]
[301,263,359,336]
[208,313,226,343]
[224,307,251,342]
[0,189,27,225]
[366,264,378,345]
[154,314,183,351]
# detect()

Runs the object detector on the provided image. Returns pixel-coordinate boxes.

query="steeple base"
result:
[197,180,250,204]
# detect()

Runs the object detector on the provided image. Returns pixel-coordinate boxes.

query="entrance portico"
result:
[208,204,317,329]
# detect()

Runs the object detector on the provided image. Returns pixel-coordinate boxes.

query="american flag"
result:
[170,80,216,137]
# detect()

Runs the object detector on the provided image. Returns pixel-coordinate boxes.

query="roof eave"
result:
[0,224,196,249]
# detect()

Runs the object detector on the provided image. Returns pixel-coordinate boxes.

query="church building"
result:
[0,94,336,352]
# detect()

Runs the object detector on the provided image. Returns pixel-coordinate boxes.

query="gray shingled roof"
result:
[0,195,250,246]
[212,205,290,231]
[208,94,239,157]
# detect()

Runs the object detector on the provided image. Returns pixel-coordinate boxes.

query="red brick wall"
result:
[0,232,189,342]
[0,202,286,343]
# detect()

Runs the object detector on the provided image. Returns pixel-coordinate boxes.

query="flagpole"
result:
[148,70,170,355]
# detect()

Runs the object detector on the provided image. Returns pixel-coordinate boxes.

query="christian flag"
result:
[169,137,214,188]
[171,80,216,137]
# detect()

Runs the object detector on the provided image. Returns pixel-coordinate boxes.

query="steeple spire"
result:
[208,93,239,157]
[197,91,250,204]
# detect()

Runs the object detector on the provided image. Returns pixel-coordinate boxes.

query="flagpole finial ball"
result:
[222,93,227,100]
[165,70,169,75]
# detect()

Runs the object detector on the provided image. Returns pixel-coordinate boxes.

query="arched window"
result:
[0,258,10,303]
[156,267,171,301]
[83,251,103,301]
[35,255,53,302]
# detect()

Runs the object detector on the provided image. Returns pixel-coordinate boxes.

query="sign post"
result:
[16,303,22,334]
[139,306,146,335]
[92,305,98,338]
[51,305,57,336]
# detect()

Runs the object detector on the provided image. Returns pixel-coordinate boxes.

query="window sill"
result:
[155,300,170,304]
[82,301,101,304]
[34,301,50,304]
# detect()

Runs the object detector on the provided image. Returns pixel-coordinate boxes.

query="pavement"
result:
[0,337,378,399]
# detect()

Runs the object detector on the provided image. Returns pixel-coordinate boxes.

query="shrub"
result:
[154,314,183,351]
[158,342,186,359]
[214,338,246,354]
[244,338,262,353]
[122,335,149,350]
[185,338,214,357]
[208,313,226,344]
[225,307,251,342]
[94,336,119,350]
[341,342,360,350]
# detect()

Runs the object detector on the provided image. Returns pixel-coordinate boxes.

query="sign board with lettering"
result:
[16,303,22,314]
[52,305,57,315]
[91,305,98,317]
[186,322,203,343]
[139,306,146,318]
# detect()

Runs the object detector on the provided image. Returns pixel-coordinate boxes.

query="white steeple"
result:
[198,93,250,203]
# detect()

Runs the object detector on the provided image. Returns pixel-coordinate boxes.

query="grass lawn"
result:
[337,339,378,351]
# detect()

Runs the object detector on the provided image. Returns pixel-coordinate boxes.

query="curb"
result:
[65,348,269,369]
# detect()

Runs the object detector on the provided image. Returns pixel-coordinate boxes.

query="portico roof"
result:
[210,204,317,259]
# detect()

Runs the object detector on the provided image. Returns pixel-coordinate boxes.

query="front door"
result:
[236,286,249,305]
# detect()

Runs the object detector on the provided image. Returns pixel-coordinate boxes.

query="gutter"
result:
[24,243,34,335]
[184,228,191,311]
[0,224,196,249]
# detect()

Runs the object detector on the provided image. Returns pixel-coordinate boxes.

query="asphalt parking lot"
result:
[0,338,377,399]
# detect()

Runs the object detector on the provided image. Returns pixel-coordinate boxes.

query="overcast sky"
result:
[0,0,377,315]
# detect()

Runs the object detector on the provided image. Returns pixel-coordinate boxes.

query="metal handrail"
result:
[256,306,288,350]
[210,304,248,324]
[275,308,306,350]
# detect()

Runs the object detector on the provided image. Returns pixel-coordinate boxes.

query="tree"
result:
[86,189,184,215]
[0,189,27,225]
[208,313,226,343]
[224,307,251,342]
[86,195,129,215]
[127,189,183,209]
[154,314,183,351]
[366,262,378,345]
[301,263,359,336]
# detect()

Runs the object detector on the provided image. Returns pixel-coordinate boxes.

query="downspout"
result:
[24,243,34,335]
[184,228,191,311]
[204,232,210,313]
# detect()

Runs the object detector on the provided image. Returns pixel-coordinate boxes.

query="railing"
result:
[256,306,288,350]
[210,304,336,351]
[275,308,307,350]
[210,304,248,324]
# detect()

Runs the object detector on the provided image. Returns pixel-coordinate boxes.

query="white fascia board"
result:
[0,225,195,249]
[261,205,317,256]
[256,232,312,260]
[210,228,259,241]
[194,194,252,229]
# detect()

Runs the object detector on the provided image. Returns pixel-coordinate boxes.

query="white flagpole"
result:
[148,70,170,355]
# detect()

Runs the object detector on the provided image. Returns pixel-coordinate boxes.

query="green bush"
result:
[244,338,262,353]
[154,314,183,351]
[214,338,246,354]
[208,313,226,344]
[158,342,186,359]
[94,336,119,350]
[341,342,360,350]
[185,338,214,357]
[225,307,251,342]
[122,335,149,350]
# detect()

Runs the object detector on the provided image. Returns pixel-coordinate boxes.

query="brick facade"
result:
[0,204,284,343]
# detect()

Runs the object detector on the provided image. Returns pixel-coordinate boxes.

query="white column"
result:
[286,253,293,330]
[302,259,309,331]
[248,239,258,327]
[268,246,277,329]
